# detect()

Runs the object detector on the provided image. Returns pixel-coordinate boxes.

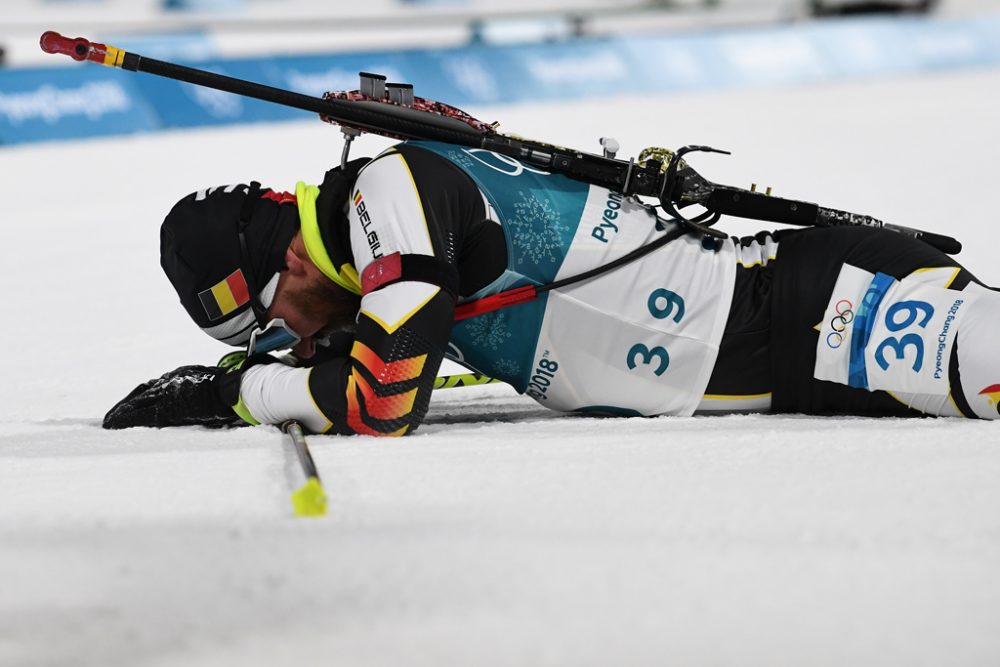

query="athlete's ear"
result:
[284,245,307,276]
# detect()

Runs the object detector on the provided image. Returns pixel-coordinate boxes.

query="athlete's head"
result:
[160,182,357,358]
[264,231,359,358]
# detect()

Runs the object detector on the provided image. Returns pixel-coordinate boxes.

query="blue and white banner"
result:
[0,67,159,144]
[2,12,1000,145]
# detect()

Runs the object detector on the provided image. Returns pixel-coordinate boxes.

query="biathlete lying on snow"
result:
[103,140,1000,433]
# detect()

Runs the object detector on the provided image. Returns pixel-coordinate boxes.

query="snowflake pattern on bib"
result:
[465,310,513,350]
[509,191,571,266]
[491,357,522,378]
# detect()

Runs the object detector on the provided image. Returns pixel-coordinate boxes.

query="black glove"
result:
[102,365,244,430]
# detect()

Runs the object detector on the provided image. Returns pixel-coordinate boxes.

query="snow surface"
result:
[2,68,1000,666]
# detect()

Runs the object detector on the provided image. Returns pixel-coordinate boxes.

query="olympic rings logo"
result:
[825,299,855,349]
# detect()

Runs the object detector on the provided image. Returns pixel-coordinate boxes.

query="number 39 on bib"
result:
[814,264,978,396]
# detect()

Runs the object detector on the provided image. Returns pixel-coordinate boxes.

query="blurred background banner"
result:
[1,0,999,144]
[0,66,159,143]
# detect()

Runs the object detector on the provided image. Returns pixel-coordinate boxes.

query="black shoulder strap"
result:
[315,157,371,271]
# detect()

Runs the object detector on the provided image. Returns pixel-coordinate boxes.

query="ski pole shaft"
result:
[283,420,319,478]
[281,420,327,517]
[277,377,501,515]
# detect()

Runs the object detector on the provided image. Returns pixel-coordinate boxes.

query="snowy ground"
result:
[2,68,1000,666]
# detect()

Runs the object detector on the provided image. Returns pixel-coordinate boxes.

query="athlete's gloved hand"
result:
[102,365,245,430]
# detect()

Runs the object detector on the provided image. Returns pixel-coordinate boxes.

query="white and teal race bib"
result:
[815,264,977,396]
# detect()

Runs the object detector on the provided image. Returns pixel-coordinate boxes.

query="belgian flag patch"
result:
[198,269,250,321]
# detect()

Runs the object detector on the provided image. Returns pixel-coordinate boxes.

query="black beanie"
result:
[160,183,300,347]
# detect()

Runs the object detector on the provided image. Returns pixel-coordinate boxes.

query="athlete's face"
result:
[267,235,357,358]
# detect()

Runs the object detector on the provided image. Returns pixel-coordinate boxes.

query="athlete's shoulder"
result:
[347,147,435,270]
[353,143,481,212]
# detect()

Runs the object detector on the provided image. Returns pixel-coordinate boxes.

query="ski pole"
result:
[281,420,327,518]
[277,376,497,516]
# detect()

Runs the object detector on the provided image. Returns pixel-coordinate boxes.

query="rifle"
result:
[39,30,961,256]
